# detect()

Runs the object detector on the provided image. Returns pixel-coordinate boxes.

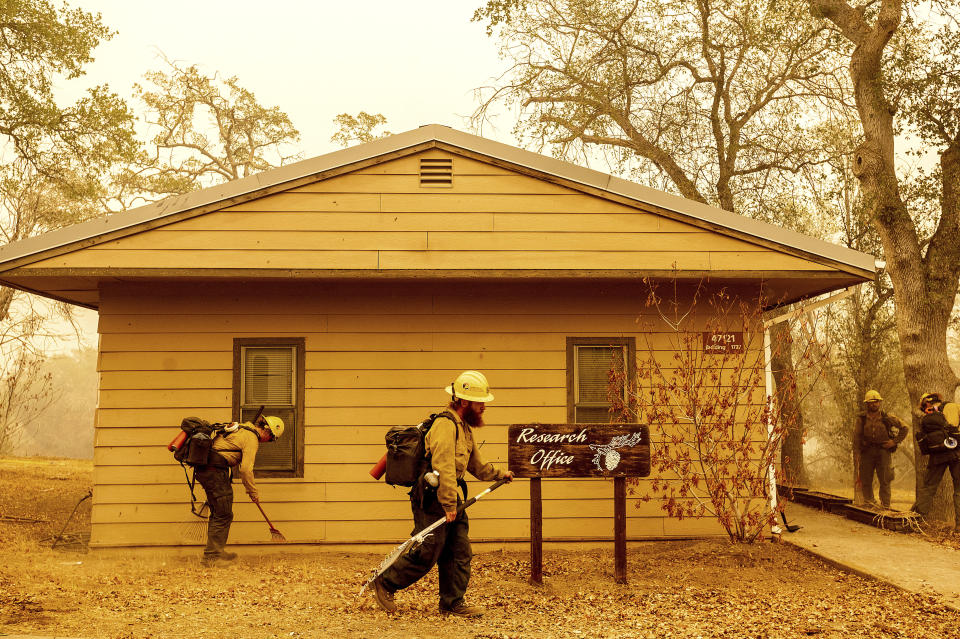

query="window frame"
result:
[232,337,305,478]
[566,336,636,424]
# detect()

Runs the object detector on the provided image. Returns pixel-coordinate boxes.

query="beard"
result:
[462,402,485,427]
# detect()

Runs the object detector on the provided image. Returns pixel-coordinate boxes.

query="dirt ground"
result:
[2,457,960,639]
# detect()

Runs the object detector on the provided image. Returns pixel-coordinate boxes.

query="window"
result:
[233,337,305,477]
[567,337,635,423]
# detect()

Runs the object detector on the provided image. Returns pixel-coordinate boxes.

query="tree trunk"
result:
[770,321,809,486]
[810,0,960,520]
[0,287,12,323]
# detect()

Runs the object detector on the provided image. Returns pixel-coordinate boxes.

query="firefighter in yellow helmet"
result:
[372,371,513,617]
[197,414,284,565]
[852,390,907,509]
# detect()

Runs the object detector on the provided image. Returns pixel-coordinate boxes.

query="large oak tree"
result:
[0,0,136,451]
[113,57,302,207]
[807,0,960,516]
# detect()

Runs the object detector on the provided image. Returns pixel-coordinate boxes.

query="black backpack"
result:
[916,411,959,456]
[384,412,457,487]
[172,415,260,518]
[174,417,222,467]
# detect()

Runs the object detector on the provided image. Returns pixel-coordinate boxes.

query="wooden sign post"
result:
[508,423,650,585]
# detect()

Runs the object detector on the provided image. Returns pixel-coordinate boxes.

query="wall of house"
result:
[79,147,800,547]
[91,279,771,547]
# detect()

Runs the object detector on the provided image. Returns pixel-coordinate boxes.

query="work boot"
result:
[372,577,397,614]
[440,602,483,618]
[201,551,238,566]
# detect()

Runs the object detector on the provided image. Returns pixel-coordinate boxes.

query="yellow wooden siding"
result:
[28,150,836,274]
[91,280,768,548]
[88,516,729,547]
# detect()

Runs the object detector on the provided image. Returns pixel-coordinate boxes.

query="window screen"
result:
[567,338,634,423]
[234,338,304,476]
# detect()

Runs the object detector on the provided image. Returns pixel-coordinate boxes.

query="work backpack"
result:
[915,411,959,456]
[173,417,222,467]
[171,415,260,518]
[384,412,458,487]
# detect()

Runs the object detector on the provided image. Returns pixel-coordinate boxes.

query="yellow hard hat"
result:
[263,415,285,439]
[445,370,495,403]
[864,390,883,403]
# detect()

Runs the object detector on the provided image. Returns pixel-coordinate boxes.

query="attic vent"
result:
[419,158,453,188]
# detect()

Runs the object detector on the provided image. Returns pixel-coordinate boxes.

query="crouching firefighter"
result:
[372,370,514,617]
[195,414,284,565]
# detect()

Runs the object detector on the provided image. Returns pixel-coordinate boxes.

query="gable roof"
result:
[0,124,874,308]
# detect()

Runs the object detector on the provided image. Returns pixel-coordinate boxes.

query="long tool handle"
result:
[254,501,279,530]
[407,477,510,547]
[458,477,510,513]
[359,477,511,596]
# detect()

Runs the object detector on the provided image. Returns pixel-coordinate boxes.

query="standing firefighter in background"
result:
[853,390,907,509]
[913,393,960,529]
[372,371,513,617]
[196,415,284,565]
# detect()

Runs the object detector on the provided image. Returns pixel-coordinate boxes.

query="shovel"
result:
[254,501,286,542]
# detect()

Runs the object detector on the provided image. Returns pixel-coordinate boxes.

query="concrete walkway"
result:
[782,503,960,610]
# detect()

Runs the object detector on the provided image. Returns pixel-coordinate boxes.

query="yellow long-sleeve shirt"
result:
[425,408,504,512]
[211,424,261,502]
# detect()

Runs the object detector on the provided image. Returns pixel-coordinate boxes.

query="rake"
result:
[180,501,210,544]
[254,501,286,542]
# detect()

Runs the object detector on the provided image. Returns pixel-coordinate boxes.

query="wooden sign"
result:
[508,423,650,478]
[702,331,744,354]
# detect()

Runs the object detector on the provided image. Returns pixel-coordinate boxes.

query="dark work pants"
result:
[380,490,472,610]
[915,459,960,527]
[859,446,894,507]
[194,464,234,557]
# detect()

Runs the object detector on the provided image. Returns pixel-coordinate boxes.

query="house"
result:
[0,125,874,548]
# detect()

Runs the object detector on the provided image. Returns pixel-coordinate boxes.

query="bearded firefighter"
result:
[372,370,514,617]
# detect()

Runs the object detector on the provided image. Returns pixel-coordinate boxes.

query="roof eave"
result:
[0,124,876,278]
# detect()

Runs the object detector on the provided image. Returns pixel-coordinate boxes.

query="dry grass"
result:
[2,457,960,639]
[0,456,92,549]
